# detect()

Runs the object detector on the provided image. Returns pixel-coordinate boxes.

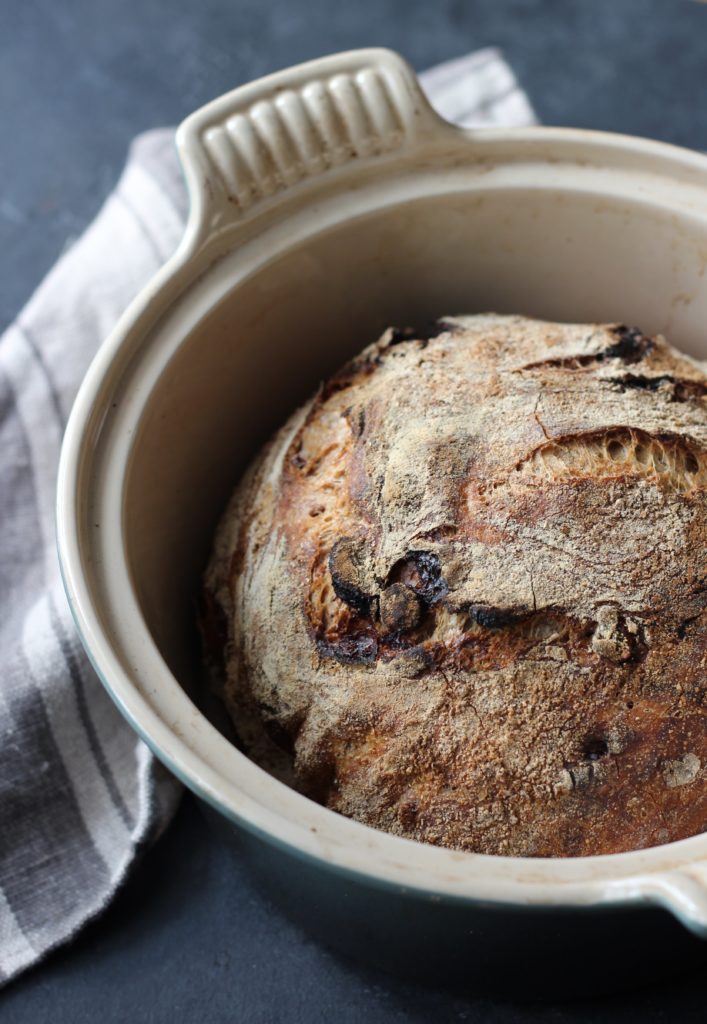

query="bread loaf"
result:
[203,314,707,857]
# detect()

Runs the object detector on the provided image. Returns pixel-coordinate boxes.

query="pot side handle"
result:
[175,48,441,248]
[637,862,707,938]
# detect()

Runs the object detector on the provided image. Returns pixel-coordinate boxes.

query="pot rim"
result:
[57,47,707,935]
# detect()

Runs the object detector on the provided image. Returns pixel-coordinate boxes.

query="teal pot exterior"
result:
[203,802,707,999]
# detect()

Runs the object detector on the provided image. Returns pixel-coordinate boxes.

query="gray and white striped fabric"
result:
[0,49,535,985]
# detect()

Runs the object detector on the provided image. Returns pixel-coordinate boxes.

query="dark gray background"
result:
[3,0,707,1019]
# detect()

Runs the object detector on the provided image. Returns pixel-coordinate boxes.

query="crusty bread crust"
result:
[204,314,707,856]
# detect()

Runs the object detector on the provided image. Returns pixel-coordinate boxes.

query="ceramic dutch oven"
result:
[57,49,707,995]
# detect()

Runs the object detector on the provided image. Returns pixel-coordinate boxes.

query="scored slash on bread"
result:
[203,314,707,857]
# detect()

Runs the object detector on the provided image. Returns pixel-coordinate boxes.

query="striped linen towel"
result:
[0,48,536,985]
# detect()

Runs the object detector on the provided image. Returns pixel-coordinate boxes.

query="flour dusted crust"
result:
[204,314,707,857]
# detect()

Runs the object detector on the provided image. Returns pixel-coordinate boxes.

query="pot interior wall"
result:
[123,187,707,692]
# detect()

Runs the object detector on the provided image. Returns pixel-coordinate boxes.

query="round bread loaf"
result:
[203,314,707,857]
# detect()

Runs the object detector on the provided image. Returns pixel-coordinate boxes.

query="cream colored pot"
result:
[58,49,707,993]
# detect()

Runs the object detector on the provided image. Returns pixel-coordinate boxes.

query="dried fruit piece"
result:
[602,325,654,363]
[328,537,372,616]
[387,550,448,605]
[379,583,422,633]
[590,606,634,663]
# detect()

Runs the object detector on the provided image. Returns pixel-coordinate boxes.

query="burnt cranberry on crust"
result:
[203,314,707,857]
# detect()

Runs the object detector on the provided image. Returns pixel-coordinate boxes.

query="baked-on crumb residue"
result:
[203,314,707,857]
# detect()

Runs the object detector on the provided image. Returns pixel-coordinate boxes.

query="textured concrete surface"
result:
[3,1,707,1019]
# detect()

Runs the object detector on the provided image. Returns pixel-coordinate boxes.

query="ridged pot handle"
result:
[176,48,439,249]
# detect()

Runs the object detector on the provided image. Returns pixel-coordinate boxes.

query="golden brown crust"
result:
[204,314,707,857]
